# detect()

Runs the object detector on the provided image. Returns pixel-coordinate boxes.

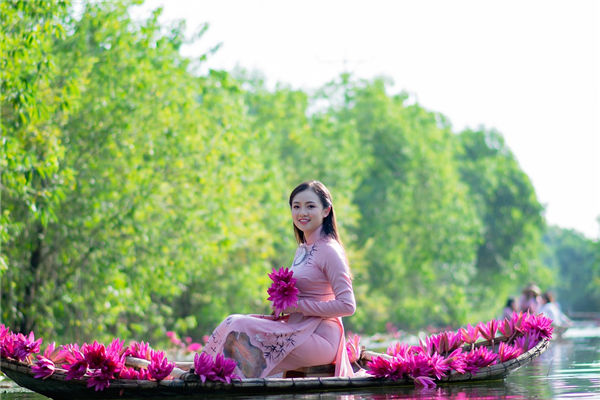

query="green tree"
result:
[342,78,481,330]
[543,226,600,312]
[1,0,75,334]
[3,0,564,344]
[2,0,277,344]
[455,128,550,313]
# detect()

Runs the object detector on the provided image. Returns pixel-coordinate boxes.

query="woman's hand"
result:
[281,305,300,314]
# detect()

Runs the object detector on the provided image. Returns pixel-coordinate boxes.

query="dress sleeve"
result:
[296,242,356,318]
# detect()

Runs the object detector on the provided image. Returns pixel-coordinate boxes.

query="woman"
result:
[203,180,356,378]
[519,283,543,314]
[539,291,572,328]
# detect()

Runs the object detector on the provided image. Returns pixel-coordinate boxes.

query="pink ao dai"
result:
[204,230,356,378]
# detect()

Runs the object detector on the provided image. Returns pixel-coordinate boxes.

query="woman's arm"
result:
[295,243,356,318]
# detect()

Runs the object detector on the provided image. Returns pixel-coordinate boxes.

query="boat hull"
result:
[1,338,550,399]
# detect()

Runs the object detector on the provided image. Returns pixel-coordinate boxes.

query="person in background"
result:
[539,291,573,327]
[502,297,518,319]
[519,283,543,314]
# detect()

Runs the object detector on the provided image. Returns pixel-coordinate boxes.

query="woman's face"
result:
[291,189,330,240]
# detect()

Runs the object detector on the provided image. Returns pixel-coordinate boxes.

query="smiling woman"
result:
[203,180,356,378]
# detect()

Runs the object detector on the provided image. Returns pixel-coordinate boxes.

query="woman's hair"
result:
[289,180,341,245]
[542,291,555,303]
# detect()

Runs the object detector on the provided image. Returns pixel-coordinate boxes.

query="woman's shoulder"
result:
[315,236,346,259]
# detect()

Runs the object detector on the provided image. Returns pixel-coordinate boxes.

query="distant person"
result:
[519,283,543,314]
[502,297,518,319]
[539,291,573,327]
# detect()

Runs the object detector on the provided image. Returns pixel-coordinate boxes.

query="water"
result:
[2,322,599,400]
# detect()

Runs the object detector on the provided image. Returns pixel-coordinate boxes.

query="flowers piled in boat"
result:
[0,324,238,391]
[267,266,299,316]
[366,312,552,389]
[193,352,240,383]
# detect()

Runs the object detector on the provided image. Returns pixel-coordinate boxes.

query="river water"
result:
[2,321,599,400]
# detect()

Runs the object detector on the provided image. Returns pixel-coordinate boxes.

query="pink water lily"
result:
[426,331,463,355]
[346,334,361,363]
[107,338,125,357]
[499,312,526,339]
[406,353,433,380]
[0,332,16,359]
[87,369,112,391]
[267,267,299,316]
[445,348,466,374]
[0,325,9,341]
[126,341,152,360]
[14,331,42,362]
[119,366,149,381]
[119,366,139,380]
[387,356,410,380]
[514,331,540,352]
[523,313,553,340]
[498,342,522,362]
[54,343,81,365]
[418,337,436,356]
[42,342,60,361]
[193,352,216,383]
[148,349,174,381]
[119,366,150,380]
[366,355,393,378]
[187,342,202,352]
[212,353,239,383]
[82,341,106,369]
[166,331,182,346]
[478,319,498,342]
[64,349,88,380]
[463,346,497,374]
[367,355,411,381]
[428,353,450,380]
[32,356,55,379]
[460,324,480,348]
[387,342,412,358]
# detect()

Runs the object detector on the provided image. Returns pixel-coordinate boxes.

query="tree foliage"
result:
[542,226,600,312]
[2,0,592,346]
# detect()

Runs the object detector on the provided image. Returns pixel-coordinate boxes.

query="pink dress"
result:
[203,227,356,378]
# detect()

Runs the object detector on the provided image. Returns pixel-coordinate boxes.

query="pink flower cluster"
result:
[193,352,240,383]
[0,325,238,391]
[59,339,126,391]
[367,312,552,389]
[267,267,299,316]
[346,334,362,363]
[0,326,42,363]
[166,331,203,354]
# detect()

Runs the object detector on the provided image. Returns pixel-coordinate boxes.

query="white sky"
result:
[136,0,600,239]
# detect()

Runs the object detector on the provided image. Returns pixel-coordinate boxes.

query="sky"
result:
[136,0,599,239]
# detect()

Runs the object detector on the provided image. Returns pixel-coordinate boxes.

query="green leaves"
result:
[4,0,582,345]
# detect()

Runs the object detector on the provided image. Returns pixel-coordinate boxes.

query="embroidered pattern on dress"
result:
[292,246,307,266]
[302,241,319,268]
[258,331,298,362]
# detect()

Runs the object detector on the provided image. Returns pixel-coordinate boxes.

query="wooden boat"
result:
[0,338,550,399]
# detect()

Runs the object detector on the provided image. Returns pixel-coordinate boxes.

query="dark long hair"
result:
[288,180,341,245]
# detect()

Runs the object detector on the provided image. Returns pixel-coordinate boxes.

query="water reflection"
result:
[2,324,599,400]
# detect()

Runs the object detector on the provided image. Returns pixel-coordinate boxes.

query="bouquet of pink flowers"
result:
[267,267,299,317]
